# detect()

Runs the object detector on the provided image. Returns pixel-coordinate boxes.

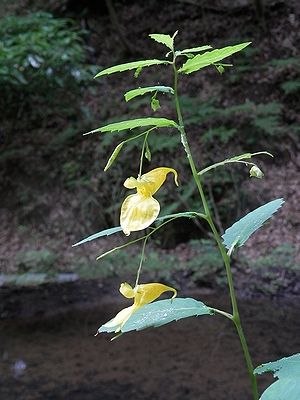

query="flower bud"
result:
[249,165,264,179]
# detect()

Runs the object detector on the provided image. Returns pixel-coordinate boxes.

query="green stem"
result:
[172,61,258,400]
[133,215,203,286]
[209,219,259,400]
[135,236,148,286]
[172,63,210,217]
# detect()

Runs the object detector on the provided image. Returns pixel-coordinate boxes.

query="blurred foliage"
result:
[14,248,59,274]
[0,12,99,121]
[180,96,282,145]
[242,244,300,296]
[251,244,300,271]
[74,238,225,289]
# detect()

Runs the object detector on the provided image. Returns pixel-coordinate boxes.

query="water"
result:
[0,294,300,400]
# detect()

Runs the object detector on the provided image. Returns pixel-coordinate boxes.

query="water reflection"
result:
[0,295,299,400]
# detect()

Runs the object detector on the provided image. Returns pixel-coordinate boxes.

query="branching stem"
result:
[172,55,259,400]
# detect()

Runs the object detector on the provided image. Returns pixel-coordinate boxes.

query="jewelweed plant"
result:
[74,32,300,399]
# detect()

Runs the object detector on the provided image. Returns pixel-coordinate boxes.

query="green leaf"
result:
[178,42,251,74]
[72,212,199,247]
[198,151,273,176]
[94,59,169,78]
[216,64,225,74]
[98,298,214,334]
[124,86,174,102]
[134,66,142,78]
[259,379,300,400]
[254,354,300,400]
[156,211,199,222]
[72,226,123,246]
[151,96,160,111]
[149,32,177,51]
[103,142,124,171]
[84,117,178,135]
[176,45,212,55]
[255,354,300,379]
[222,198,284,252]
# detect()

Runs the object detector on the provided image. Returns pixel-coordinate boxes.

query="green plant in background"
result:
[0,12,98,121]
[74,32,299,399]
[14,248,58,275]
[242,244,300,296]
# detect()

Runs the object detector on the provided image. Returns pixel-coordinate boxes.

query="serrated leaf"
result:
[98,298,214,334]
[124,86,174,102]
[177,45,212,55]
[72,226,123,247]
[178,42,251,74]
[94,59,168,78]
[254,354,300,400]
[149,32,176,50]
[84,117,178,135]
[222,198,284,251]
[254,354,300,379]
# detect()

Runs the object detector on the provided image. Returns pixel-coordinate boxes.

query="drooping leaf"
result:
[124,86,174,102]
[149,32,177,51]
[104,129,154,171]
[222,198,284,252]
[72,226,123,247]
[94,59,169,78]
[178,42,251,74]
[254,354,300,400]
[84,117,178,135]
[104,142,124,171]
[98,298,214,334]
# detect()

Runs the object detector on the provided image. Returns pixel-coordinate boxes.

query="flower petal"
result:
[142,167,178,195]
[123,176,138,189]
[120,194,160,235]
[102,304,135,332]
[134,283,177,310]
[119,282,134,298]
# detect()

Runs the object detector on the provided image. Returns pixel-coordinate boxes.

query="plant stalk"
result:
[172,62,259,400]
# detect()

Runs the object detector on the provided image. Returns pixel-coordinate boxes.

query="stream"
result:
[1,285,300,400]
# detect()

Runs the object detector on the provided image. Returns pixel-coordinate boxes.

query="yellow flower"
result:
[120,167,178,236]
[103,282,177,333]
